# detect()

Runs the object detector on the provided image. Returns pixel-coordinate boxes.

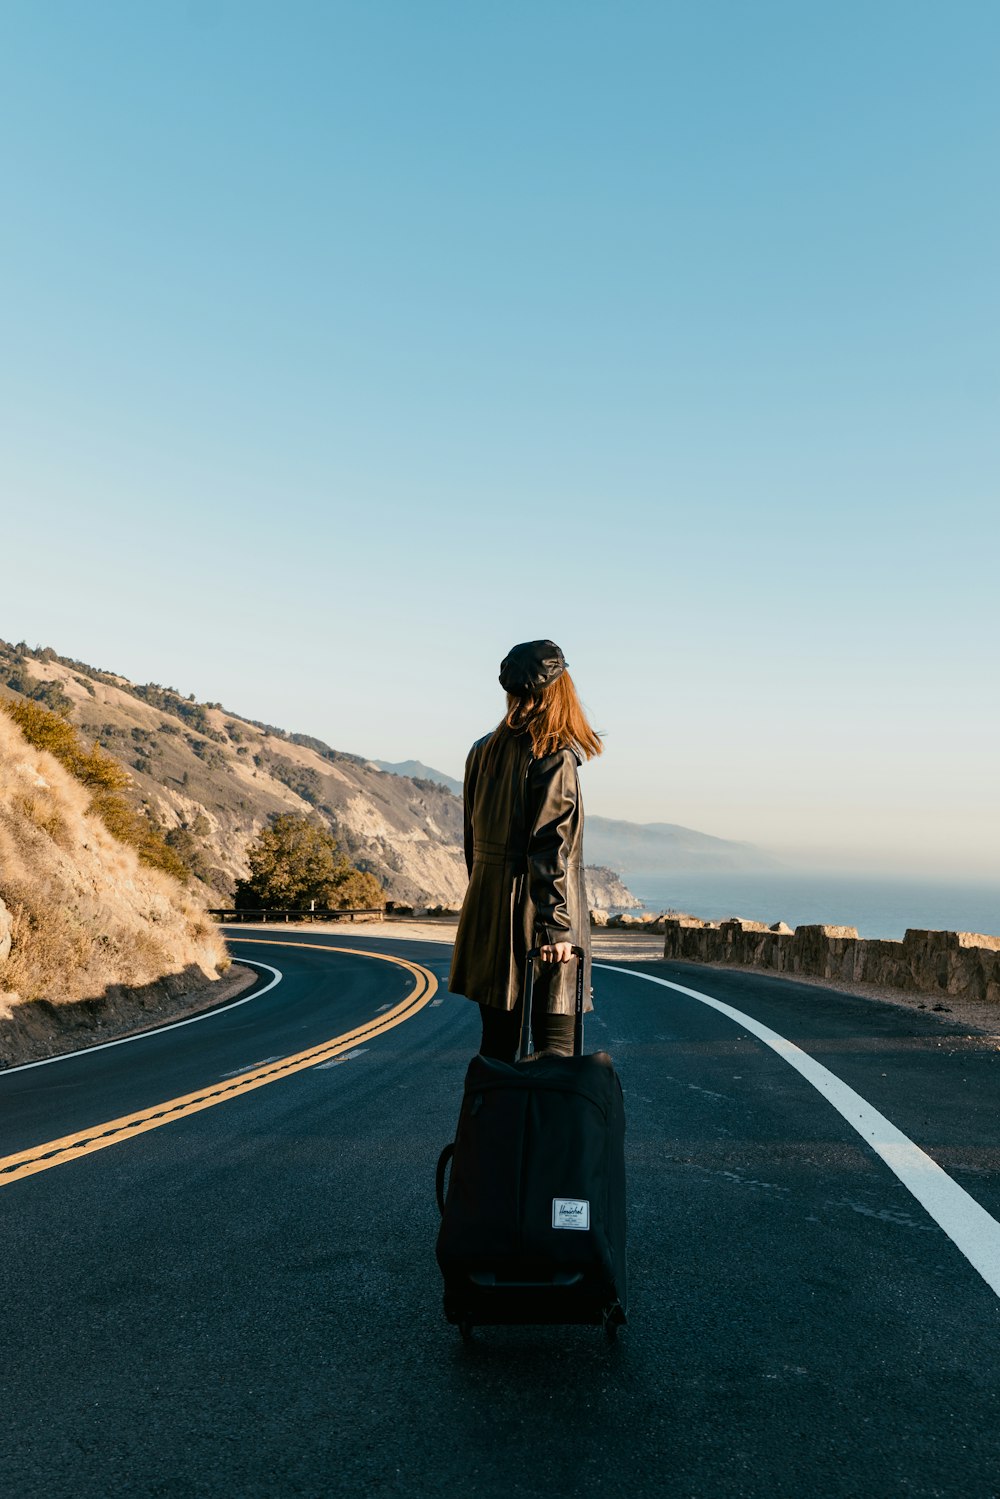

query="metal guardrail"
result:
[208,908,386,924]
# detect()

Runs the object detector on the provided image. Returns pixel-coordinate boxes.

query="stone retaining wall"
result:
[661,918,1000,1005]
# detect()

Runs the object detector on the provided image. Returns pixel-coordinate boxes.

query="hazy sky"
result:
[1,2,997,878]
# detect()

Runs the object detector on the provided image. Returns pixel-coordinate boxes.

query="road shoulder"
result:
[0,963,258,1069]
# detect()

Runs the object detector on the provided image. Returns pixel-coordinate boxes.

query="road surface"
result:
[1,930,998,1498]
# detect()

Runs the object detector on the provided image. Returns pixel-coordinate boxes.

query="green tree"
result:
[235,814,385,910]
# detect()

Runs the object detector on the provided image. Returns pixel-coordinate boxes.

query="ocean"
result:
[625,871,1000,942]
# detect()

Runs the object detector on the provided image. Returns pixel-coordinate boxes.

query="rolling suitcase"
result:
[435,945,627,1340]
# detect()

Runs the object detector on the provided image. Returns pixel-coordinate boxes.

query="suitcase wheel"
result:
[458,1316,474,1344]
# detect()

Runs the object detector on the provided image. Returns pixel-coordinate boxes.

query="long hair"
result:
[501,671,603,761]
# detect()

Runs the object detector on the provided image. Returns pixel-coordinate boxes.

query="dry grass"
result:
[11,791,73,849]
[0,694,191,883]
[0,712,227,1007]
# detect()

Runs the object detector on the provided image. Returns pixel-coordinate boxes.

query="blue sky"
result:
[1,2,997,876]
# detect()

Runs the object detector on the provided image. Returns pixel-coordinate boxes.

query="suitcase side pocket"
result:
[436,1142,454,1217]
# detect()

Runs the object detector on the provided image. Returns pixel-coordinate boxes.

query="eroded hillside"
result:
[0,641,467,907]
[0,706,227,1063]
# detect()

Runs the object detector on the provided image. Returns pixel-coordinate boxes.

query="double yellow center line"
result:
[0,940,438,1190]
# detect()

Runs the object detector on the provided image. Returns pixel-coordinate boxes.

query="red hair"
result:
[501,671,603,761]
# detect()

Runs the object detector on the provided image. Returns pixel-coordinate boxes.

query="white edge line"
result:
[595,961,1000,1300]
[0,962,283,1077]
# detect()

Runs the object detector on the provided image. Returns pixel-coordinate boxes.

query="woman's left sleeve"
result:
[462,744,478,878]
[526,749,580,946]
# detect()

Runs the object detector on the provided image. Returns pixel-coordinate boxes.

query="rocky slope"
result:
[583,865,643,911]
[0,641,469,907]
[0,707,228,1064]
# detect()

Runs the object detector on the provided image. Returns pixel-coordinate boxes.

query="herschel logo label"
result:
[552,1198,590,1230]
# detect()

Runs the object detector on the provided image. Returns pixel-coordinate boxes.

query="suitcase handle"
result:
[519,944,586,1062]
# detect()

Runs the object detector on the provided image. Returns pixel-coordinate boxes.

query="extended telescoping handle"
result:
[519,944,586,1062]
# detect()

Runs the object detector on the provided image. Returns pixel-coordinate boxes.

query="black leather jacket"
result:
[448,726,593,1015]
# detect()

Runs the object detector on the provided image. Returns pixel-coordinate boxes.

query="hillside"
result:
[0,640,467,908]
[0,705,227,1064]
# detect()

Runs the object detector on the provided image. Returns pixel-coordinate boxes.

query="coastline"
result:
[627,870,1000,942]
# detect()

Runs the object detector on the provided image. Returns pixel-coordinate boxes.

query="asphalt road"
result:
[1,930,998,1499]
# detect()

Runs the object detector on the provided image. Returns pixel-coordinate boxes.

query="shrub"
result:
[31,681,74,718]
[327,868,387,910]
[235,813,386,910]
[76,743,131,793]
[1,661,75,718]
[1,696,81,762]
[125,682,226,741]
[3,662,40,695]
[190,739,228,770]
[256,750,325,805]
[164,825,216,884]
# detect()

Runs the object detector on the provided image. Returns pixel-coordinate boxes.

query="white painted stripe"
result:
[0,962,283,1077]
[221,1055,282,1078]
[595,963,1000,1300]
[315,1047,369,1070]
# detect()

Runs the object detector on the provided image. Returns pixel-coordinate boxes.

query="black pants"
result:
[479,1001,575,1063]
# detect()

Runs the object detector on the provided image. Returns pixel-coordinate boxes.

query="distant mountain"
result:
[373,759,463,797]
[584,816,778,877]
[375,764,768,882]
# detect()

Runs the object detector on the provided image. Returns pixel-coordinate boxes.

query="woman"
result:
[448,639,603,1062]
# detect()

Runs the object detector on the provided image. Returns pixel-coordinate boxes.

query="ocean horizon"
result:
[623,871,1000,942]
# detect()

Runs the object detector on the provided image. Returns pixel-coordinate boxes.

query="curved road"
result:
[1,930,998,1498]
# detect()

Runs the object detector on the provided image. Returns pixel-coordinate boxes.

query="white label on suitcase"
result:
[552,1198,590,1230]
